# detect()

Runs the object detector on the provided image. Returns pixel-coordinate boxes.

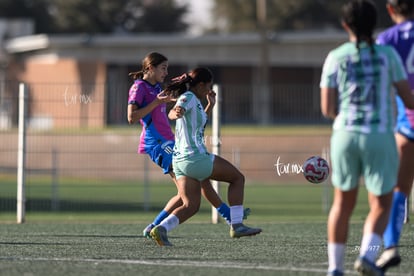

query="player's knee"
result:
[233,172,245,186]
[185,202,200,215]
[182,198,201,214]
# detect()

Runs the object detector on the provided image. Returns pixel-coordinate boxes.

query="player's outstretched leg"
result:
[142,193,182,238]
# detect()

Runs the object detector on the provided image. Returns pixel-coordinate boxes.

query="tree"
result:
[210,0,392,33]
[0,0,189,34]
[116,0,188,33]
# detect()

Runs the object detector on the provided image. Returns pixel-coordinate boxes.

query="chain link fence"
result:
[0,81,330,214]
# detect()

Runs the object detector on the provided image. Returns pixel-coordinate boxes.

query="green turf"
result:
[1,174,412,275]
[1,174,371,223]
[0,222,413,275]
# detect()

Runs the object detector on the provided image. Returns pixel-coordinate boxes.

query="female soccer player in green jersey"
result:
[149,68,262,246]
[128,52,248,239]
[320,0,414,275]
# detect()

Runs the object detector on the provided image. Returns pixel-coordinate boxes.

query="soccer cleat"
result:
[142,223,155,239]
[230,223,262,238]
[376,247,401,272]
[150,225,172,246]
[326,270,344,276]
[354,257,384,276]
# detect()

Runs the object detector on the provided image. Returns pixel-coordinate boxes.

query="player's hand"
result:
[174,106,185,118]
[157,91,177,104]
[207,90,216,106]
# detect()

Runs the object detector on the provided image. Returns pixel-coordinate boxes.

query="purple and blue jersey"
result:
[377,21,414,138]
[128,80,174,165]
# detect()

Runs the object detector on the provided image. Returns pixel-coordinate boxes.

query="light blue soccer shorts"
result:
[173,153,215,181]
[330,130,398,196]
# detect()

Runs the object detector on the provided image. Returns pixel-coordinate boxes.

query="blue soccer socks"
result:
[217,203,231,224]
[153,209,170,225]
[383,191,407,248]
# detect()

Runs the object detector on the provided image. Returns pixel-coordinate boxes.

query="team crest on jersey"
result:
[180,98,187,103]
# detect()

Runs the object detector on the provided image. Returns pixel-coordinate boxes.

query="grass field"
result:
[0,222,413,275]
[0,125,411,275]
[1,182,413,275]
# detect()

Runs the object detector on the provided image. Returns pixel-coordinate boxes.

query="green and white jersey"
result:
[320,42,407,133]
[173,91,208,161]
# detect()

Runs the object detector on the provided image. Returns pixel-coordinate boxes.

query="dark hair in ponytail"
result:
[341,0,377,54]
[128,52,168,80]
[164,67,213,98]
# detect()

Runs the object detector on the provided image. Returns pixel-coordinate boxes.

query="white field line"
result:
[0,257,324,273]
[0,257,412,275]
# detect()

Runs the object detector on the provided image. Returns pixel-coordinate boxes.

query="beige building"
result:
[2,31,347,127]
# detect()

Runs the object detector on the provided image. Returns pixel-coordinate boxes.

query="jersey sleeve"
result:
[376,32,387,45]
[376,28,396,46]
[320,52,338,88]
[388,47,408,83]
[128,81,145,106]
[175,92,195,111]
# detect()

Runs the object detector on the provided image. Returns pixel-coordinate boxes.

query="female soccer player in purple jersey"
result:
[127,52,241,238]
[376,0,414,272]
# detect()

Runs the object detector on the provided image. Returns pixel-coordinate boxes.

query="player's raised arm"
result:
[204,90,216,116]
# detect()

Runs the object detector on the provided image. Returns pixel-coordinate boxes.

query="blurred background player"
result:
[150,68,262,246]
[320,0,414,275]
[127,52,246,238]
[376,0,414,272]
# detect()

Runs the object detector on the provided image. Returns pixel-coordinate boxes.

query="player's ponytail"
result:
[342,0,377,54]
[128,71,144,80]
[165,68,213,98]
[164,73,192,98]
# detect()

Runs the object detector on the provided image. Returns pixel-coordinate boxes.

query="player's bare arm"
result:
[128,91,176,124]
[394,80,414,109]
[320,87,337,119]
[204,90,216,115]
